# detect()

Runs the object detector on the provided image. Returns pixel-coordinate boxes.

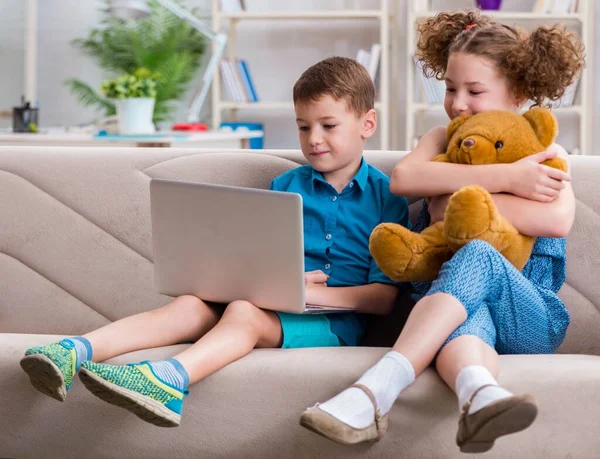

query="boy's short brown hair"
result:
[293,56,375,117]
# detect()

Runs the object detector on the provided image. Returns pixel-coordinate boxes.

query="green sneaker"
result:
[20,339,80,401]
[79,361,187,427]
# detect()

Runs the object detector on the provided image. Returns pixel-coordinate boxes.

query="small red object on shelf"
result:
[172,122,209,131]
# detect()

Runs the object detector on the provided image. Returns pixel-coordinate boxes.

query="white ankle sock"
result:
[455,365,513,415]
[318,351,415,429]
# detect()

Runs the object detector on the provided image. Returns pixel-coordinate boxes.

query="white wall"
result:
[0,0,597,153]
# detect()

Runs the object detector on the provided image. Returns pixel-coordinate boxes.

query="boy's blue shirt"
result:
[269,158,410,345]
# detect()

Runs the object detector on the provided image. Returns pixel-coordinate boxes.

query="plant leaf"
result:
[64,79,116,116]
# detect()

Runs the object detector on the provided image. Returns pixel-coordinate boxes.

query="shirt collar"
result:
[310,158,369,192]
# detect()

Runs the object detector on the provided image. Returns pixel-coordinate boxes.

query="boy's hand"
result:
[305,284,325,306]
[507,150,571,203]
[429,194,451,223]
[305,270,328,286]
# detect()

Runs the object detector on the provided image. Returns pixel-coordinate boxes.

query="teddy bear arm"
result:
[432,154,451,163]
[369,221,452,282]
[540,156,568,173]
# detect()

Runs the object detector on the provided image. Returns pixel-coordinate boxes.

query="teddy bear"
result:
[370,107,568,282]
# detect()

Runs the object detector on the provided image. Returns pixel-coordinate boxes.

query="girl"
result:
[300,9,584,453]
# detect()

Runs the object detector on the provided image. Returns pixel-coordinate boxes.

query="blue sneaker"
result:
[20,339,80,401]
[79,361,188,427]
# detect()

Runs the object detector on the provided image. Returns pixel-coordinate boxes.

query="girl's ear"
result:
[361,108,377,139]
[522,107,558,148]
[446,115,470,142]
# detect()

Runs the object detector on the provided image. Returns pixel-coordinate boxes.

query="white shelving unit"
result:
[211,0,394,149]
[404,1,594,155]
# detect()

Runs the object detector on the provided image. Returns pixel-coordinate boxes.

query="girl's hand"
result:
[508,150,571,202]
[305,270,328,286]
[428,195,451,223]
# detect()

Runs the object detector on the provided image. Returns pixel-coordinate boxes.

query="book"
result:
[551,0,572,13]
[238,59,259,102]
[551,76,580,107]
[367,43,382,82]
[220,0,244,12]
[356,49,371,69]
[228,59,247,102]
[220,59,242,101]
[355,44,381,82]
[413,56,445,104]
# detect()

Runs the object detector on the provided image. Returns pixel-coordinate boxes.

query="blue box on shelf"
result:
[220,122,263,149]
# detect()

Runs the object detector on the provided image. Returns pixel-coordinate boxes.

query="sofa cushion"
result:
[2,333,599,458]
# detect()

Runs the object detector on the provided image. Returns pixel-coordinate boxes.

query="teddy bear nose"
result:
[463,138,475,148]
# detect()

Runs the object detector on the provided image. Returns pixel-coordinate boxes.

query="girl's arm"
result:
[429,144,575,238]
[488,145,575,238]
[305,283,398,315]
[391,127,571,199]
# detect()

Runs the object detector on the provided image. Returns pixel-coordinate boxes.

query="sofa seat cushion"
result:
[2,333,599,459]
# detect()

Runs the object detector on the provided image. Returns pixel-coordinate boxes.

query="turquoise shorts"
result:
[276,313,342,349]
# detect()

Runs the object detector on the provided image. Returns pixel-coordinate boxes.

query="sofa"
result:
[1,146,599,459]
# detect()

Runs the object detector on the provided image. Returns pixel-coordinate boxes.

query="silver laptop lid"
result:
[150,179,306,313]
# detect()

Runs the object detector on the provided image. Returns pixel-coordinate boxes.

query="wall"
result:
[0,0,597,153]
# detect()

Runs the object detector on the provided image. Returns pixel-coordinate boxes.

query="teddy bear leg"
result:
[444,186,535,270]
[369,221,453,282]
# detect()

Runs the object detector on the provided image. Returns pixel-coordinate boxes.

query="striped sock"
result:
[64,336,93,371]
[147,358,189,390]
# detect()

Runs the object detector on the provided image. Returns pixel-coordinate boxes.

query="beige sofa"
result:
[1,146,599,459]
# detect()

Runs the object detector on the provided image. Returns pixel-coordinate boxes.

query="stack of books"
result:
[355,44,382,82]
[413,57,445,105]
[220,58,259,103]
[532,0,579,13]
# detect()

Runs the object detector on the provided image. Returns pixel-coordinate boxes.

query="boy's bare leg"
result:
[436,336,536,453]
[174,300,283,384]
[85,295,222,362]
[20,295,221,401]
[76,300,282,427]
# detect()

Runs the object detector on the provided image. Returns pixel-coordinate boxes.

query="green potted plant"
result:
[101,68,160,134]
[65,0,205,124]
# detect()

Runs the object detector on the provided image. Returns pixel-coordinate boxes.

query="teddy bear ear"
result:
[522,107,558,148]
[446,115,471,142]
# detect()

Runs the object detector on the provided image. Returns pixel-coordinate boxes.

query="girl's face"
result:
[444,52,523,120]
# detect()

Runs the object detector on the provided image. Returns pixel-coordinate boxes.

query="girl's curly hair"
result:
[415,9,585,106]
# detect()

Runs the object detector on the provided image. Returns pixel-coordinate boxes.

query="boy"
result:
[20,56,409,427]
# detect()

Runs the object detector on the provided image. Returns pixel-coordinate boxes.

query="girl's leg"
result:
[437,334,537,453]
[302,291,468,439]
[302,240,566,445]
[78,300,283,426]
[21,295,221,401]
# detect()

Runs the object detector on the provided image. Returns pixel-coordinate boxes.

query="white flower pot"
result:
[114,98,155,134]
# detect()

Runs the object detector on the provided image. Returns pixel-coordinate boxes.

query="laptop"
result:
[149,178,353,314]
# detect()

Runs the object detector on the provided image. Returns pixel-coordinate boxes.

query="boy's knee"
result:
[158,295,211,325]
[223,300,262,323]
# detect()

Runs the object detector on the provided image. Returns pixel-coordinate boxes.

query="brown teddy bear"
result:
[370,107,568,282]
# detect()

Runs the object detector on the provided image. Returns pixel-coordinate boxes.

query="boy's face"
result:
[295,95,376,178]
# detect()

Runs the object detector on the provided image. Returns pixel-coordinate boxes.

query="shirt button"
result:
[332,196,337,201]
[325,233,332,240]
[325,263,331,270]
[349,182,354,188]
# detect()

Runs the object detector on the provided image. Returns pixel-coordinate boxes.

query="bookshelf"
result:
[404,0,595,155]
[211,0,395,149]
